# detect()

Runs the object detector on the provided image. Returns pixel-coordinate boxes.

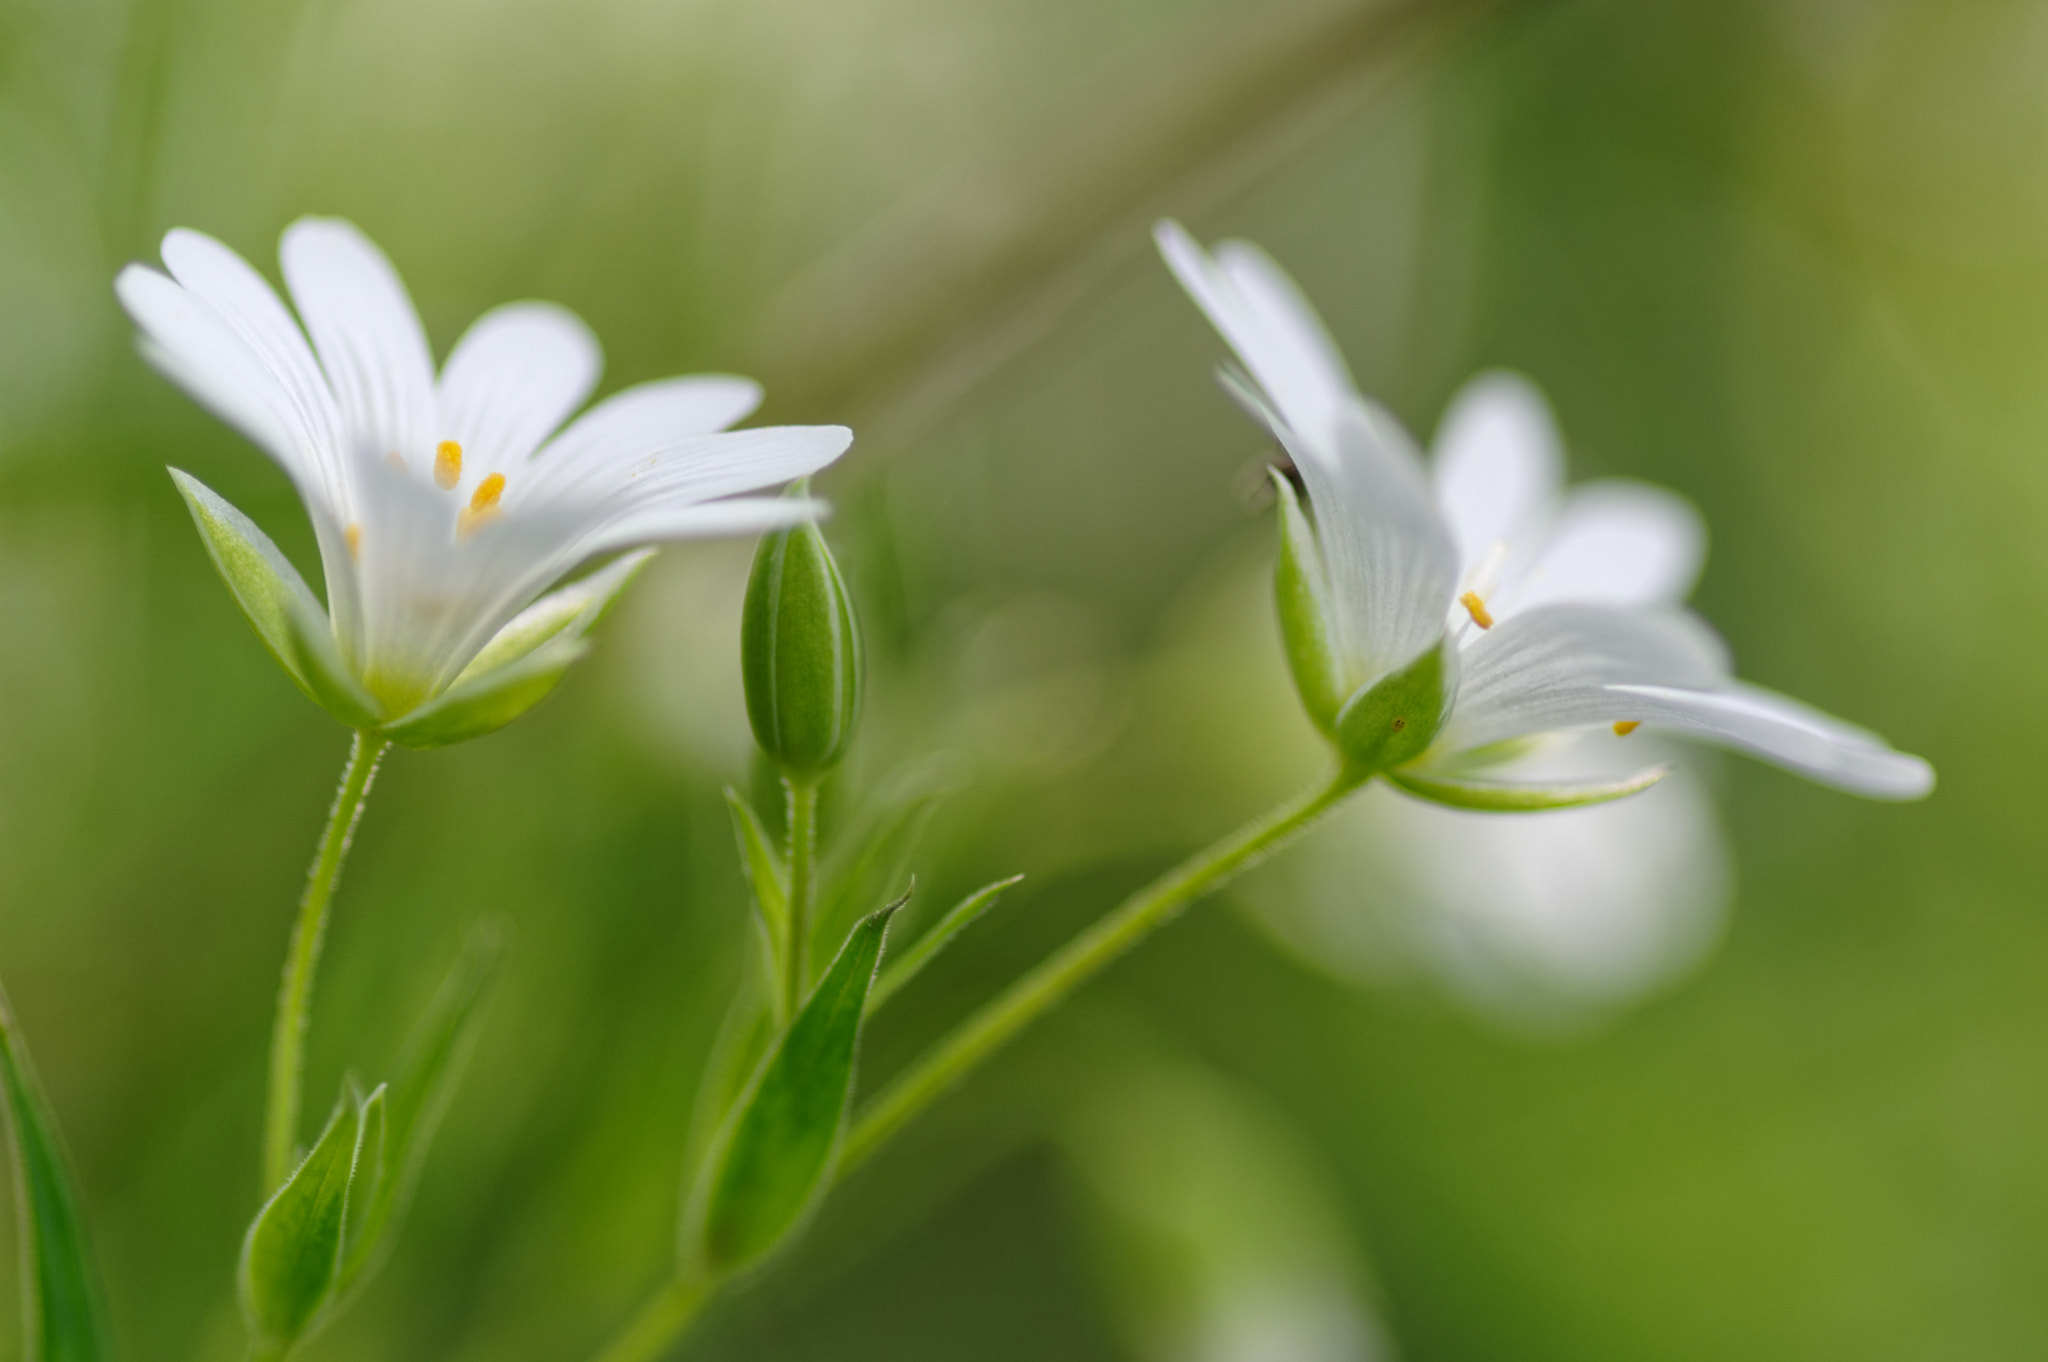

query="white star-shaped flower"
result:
[1158,221,1932,803]
[118,218,851,743]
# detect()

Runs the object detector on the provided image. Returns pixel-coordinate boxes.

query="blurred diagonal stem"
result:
[591,1276,711,1362]
[263,730,388,1193]
[839,764,1366,1171]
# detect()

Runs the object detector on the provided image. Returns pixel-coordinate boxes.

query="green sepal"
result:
[685,898,901,1278]
[1387,764,1670,811]
[240,1087,365,1351]
[454,549,654,685]
[741,493,863,778]
[337,924,501,1297]
[379,636,588,749]
[867,874,1024,1013]
[170,468,382,728]
[0,986,113,1362]
[1333,641,1452,775]
[1269,471,1345,736]
[724,788,790,966]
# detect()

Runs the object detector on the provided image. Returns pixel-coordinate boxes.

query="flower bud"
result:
[741,508,863,778]
[1269,470,1346,737]
[1333,641,1451,774]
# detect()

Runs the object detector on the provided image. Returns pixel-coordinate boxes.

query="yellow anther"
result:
[1613,721,1641,736]
[457,472,507,537]
[1459,590,1495,630]
[434,439,463,489]
[344,523,362,560]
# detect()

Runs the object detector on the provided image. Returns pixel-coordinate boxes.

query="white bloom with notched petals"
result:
[1157,220,1932,803]
[119,218,849,738]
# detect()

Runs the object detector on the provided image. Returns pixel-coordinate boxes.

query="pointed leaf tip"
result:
[687,900,900,1277]
[240,1090,363,1349]
[0,988,113,1362]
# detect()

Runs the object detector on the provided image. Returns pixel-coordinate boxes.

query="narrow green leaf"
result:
[0,987,112,1362]
[339,1085,386,1279]
[240,1091,363,1349]
[338,924,502,1293]
[1387,764,1670,812]
[681,952,778,1189]
[455,549,654,685]
[380,636,588,749]
[867,874,1024,1013]
[687,900,901,1277]
[724,788,789,961]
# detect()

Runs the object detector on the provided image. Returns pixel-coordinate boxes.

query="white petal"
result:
[139,234,347,493]
[438,302,602,477]
[1431,604,1729,754]
[545,424,851,520]
[581,496,829,557]
[1430,371,1562,587]
[120,274,300,473]
[1291,399,1460,681]
[1155,221,1351,458]
[1607,682,1934,799]
[1156,223,1455,680]
[279,217,436,472]
[1429,605,1931,799]
[523,375,764,496]
[1502,479,1706,619]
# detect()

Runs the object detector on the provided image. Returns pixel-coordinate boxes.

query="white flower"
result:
[1156,221,1933,802]
[117,218,850,739]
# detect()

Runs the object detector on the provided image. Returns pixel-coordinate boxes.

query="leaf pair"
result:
[239,927,501,1356]
[0,986,112,1362]
[172,470,647,747]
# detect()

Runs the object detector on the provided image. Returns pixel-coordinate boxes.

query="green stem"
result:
[589,1276,712,1362]
[783,776,819,1012]
[839,765,1364,1173]
[262,730,388,1193]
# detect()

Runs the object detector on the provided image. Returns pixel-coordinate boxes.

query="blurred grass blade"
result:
[339,923,503,1292]
[687,898,902,1277]
[240,1089,363,1351]
[725,788,790,961]
[867,874,1025,1013]
[813,785,939,963]
[0,987,113,1362]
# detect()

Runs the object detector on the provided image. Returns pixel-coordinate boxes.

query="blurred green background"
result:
[0,0,2038,1356]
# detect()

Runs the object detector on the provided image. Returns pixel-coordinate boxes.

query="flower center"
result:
[1458,591,1495,630]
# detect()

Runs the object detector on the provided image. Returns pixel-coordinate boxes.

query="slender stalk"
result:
[585,766,1365,1362]
[262,730,388,1193]
[589,1276,711,1362]
[839,765,1364,1172]
[783,776,819,1011]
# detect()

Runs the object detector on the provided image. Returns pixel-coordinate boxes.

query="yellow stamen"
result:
[457,472,506,537]
[1459,590,1495,630]
[434,439,463,489]
[1613,721,1641,736]
[344,523,362,560]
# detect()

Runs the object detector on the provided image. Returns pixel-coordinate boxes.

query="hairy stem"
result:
[839,766,1363,1171]
[263,731,388,1193]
